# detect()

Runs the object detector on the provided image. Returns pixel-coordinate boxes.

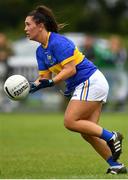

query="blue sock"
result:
[100,128,113,142]
[107,156,121,166]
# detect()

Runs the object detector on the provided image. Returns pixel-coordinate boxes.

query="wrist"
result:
[49,79,55,86]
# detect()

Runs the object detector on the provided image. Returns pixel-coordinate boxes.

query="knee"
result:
[64,114,76,131]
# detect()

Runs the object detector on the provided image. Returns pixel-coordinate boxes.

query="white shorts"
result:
[71,70,109,103]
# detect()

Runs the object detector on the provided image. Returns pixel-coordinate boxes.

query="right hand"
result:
[64,89,72,98]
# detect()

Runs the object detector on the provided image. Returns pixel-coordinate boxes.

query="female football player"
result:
[24,5,127,174]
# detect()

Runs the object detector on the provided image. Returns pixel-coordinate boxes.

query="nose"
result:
[24,26,27,32]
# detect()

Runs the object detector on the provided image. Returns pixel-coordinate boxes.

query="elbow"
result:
[69,68,76,77]
[71,67,76,76]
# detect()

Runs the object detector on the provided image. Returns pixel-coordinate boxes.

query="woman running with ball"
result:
[24,5,127,174]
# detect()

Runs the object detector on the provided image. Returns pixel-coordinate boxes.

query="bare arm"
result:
[34,60,76,86]
[34,71,52,85]
[52,61,76,84]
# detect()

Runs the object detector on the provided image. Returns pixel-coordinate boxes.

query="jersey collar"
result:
[42,32,51,49]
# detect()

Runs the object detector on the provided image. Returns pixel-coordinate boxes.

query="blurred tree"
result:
[0,1,30,29]
[0,0,128,37]
[77,0,128,34]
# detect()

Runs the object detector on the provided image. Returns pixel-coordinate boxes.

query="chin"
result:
[26,35,37,42]
[26,35,32,40]
[29,37,33,40]
[29,37,36,41]
[29,37,34,41]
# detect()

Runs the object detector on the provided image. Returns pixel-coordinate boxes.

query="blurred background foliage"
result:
[0,0,128,39]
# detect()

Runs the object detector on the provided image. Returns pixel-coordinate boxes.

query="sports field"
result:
[0,112,128,179]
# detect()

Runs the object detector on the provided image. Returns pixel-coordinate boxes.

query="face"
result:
[24,16,42,41]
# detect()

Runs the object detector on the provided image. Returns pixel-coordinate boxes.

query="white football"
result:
[4,75,30,101]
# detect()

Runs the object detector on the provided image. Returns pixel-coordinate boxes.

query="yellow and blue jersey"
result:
[36,32,97,92]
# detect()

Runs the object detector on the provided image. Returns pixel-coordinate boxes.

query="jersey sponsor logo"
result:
[47,55,52,60]
[45,51,54,65]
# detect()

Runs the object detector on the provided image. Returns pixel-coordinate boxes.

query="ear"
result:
[38,23,45,31]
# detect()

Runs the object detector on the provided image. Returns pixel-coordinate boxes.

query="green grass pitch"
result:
[0,112,128,179]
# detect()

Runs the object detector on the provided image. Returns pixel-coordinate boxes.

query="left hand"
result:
[39,79,54,88]
[29,79,54,93]
[64,89,72,98]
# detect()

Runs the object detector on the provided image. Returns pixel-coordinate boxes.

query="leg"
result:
[81,135,111,160]
[65,100,111,160]
[64,100,104,136]
[80,103,112,160]
[64,100,123,161]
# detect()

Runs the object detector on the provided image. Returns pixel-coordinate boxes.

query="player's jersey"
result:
[36,32,97,93]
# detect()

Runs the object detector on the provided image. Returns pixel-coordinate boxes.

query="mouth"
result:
[26,32,30,37]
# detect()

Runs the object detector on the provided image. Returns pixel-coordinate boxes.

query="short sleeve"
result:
[36,47,50,75]
[52,38,76,66]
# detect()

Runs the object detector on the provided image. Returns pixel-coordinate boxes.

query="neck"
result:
[38,30,49,45]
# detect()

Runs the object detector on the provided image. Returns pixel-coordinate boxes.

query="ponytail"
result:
[28,5,65,33]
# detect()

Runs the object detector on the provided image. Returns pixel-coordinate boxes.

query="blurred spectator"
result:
[94,35,128,111]
[107,35,128,111]
[82,34,95,61]
[107,35,127,68]
[0,33,13,78]
[0,33,13,111]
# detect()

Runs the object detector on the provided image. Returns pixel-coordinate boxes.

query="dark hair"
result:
[28,5,64,33]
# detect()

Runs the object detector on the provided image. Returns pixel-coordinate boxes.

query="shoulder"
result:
[36,44,43,53]
[36,45,44,55]
[36,45,45,60]
[50,32,75,49]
